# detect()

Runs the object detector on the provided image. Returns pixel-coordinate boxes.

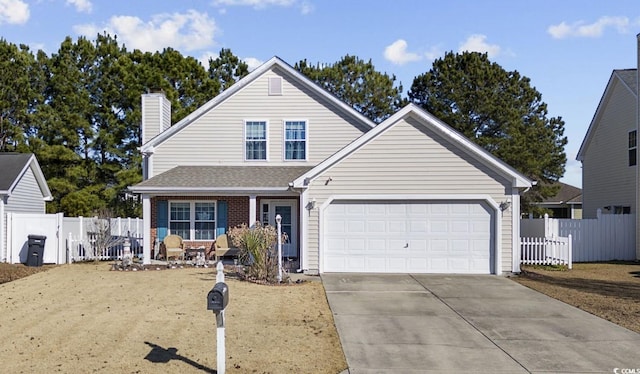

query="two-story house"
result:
[130,57,532,275]
[576,34,640,260]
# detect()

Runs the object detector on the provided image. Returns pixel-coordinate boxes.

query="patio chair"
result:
[213,234,233,262]
[163,234,185,263]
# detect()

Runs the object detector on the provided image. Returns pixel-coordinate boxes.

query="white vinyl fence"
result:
[521,235,572,269]
[65,216,143,262]
[2,213,142,264]
[521,211,636,262]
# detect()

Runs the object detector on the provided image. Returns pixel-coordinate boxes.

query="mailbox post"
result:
[207,261,229,374]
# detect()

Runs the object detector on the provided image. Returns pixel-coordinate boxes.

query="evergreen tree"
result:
[408,51,567,213]
[208,48,249,94]
[0,40,40,150]
[295,55,405,123]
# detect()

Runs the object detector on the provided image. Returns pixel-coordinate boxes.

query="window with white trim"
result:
[284,120,307,160]
[629,130,637,166]
[169,201,216,240]
[245,121,267,160]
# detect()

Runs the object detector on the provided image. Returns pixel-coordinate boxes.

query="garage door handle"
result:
[404,243,408,248]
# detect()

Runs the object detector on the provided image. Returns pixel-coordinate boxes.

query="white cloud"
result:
[243,57,263,71]
[0,0,29,25]
[66,0,92,13]
[213,0,312,14]
[214,0,295,8]
[73,10,217,52]
[424,45,443,61]
[384,39,421,65]
[458,34,501,58]
[299,1,314,15]
[548,16,632,39]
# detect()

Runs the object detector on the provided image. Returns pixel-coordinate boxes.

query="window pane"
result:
[246,121,266,140]
[630,148,637,166]
[285,141,306,160]
[195,202,215,221]
[170,202,190,221]
[169,222,190,239]
[285,121,306,140]
[195,222,215,240]
[246,141,266,160]
[630,131,637,148]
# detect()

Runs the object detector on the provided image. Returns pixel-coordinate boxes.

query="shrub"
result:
[228,222,288,283]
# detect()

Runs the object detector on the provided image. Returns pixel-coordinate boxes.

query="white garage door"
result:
[323,201,494,274]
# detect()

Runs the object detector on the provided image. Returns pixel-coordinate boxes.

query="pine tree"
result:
[408,52,567,213]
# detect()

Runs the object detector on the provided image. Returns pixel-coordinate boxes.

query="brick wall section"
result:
[151,196,249,257]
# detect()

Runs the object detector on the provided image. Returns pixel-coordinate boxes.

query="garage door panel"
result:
[430,221,448,232]
[324,201,493,274]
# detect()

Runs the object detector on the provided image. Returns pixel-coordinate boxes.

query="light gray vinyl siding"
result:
[305,115,514,273]
[142,95,160,144]
[151,67,369,176]
[5,167,46,213]
[582,79,636,218]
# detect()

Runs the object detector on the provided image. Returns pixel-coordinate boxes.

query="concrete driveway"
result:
[322,274,640,373]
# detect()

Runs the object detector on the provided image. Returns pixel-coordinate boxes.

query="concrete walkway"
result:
[322,274,640,373]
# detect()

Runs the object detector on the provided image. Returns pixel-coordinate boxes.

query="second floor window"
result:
[246,121,267,160]
[629,130,637,167]
[285,121,307,160]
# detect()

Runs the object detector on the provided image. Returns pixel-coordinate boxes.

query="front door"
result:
[261,200,297,258]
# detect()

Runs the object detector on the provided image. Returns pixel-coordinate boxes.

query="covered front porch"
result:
[129,165,312,266]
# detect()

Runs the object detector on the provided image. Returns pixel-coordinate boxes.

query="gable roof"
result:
[0,153,53,200]
[140,56,377,153]
[130,165,313,194]
[539,182,582,205]
[293,103,532,188]
[577,69,637,161]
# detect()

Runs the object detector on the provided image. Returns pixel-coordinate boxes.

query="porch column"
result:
[142,194,151,265]
[0,197,5,262]
[249,195,257,227]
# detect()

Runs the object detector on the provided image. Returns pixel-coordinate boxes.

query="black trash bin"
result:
[27,235,47,267]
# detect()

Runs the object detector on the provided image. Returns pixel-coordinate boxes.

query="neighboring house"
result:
[577,68,636,218]
[533,182,582,219]
[0,153,53,261]
[577,35,640,259]
[130,57,532,275]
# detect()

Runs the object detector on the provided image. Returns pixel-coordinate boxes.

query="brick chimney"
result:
[141,90,171,145]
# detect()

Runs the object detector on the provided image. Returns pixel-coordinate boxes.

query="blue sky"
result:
[1,0,639,188]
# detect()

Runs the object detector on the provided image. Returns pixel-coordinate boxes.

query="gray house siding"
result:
[581,79,636,218]
[151,67,369,176]
[5,167,46,213]
[305,115,514,273]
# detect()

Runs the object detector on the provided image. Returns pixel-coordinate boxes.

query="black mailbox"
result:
[207,282,229,312]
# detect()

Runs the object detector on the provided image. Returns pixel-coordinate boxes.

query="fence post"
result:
[544,214,550,238]
[568,234,573,269]
[79,216,84,242]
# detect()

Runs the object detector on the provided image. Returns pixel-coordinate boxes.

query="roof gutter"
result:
[128,186,292,194]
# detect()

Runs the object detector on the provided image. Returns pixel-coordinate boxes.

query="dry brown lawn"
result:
[0,263,347,373]
[514,262,640,334]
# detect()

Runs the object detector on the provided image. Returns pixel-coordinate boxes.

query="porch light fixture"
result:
[499,200,511,211]
[306,198,316,210]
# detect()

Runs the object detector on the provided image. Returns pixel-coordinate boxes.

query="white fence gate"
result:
[521,235,572,269]
[521,211,636,262]
[5,213,65,264]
